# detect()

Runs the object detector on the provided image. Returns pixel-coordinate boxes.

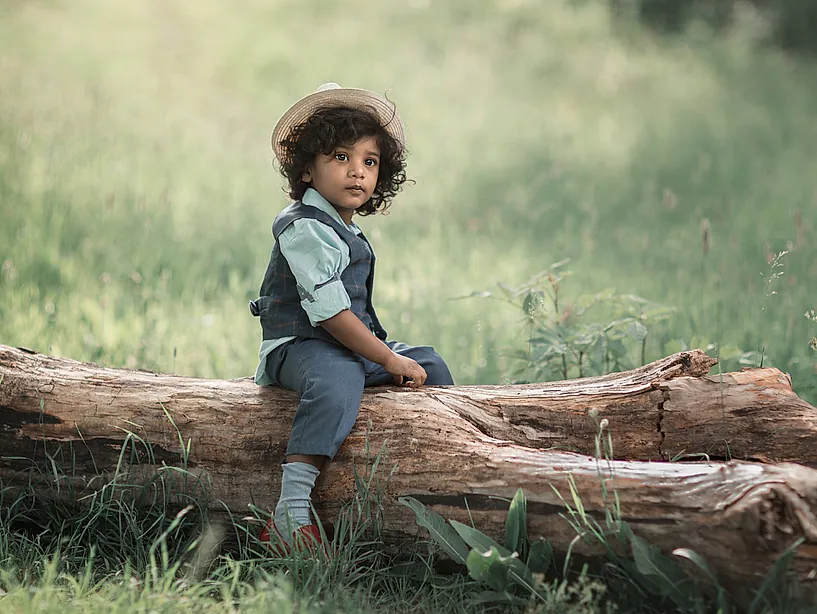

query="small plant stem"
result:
[528,320,533,359]
[641,334,646,367]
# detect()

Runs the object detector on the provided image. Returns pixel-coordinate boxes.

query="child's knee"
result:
[421,348,455,386]
[311,375,364,410]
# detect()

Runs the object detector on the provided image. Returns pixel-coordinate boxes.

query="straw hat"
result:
[271,82,405,164]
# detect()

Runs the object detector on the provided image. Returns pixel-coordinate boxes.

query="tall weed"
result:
[466,261,675,382]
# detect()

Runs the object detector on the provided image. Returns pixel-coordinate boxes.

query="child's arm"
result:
[279,220,353,326]
[279,219,427,387]
[320,310,427,388]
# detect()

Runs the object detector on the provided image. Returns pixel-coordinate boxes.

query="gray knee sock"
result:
[274,462,320,544]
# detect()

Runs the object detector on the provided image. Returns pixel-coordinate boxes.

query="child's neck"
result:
[305,186,357,226]
[333,206,355,226]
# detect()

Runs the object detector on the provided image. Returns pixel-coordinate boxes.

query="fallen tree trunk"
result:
[3,345,817,467]
[2,344,817,594]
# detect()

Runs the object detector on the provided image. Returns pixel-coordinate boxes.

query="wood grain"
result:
[2,344,817,592]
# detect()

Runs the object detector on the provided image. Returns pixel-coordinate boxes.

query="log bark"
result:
[2,344,817,595]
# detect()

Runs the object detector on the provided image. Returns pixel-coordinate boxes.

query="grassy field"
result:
[1,0,817,611]
[1,0,815,397]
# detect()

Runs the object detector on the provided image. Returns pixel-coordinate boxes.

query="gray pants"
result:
[264,338,454,458]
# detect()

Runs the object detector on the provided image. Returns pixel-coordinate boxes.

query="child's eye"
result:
[365,158,377,167]
[334,152,348,162]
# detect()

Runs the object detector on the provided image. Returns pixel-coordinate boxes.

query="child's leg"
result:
[268,338,366,540]
[363,342,455,387]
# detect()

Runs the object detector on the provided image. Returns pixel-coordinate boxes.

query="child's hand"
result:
[383,353,427,388]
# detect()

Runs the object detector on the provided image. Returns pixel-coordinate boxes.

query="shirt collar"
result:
[302,188,361,234]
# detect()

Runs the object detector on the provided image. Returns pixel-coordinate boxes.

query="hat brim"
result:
[271,88,405,164]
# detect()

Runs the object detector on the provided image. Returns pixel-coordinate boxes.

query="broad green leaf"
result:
[673,548,731,611]
[630,533,692,608]
[450,519,505,555]
[466,547,512,592]
[547,342,568,355]
[748,537,804,614]
[398,497,470,564]
[627,320,648,343]
[671,548,717,584]
[573,331,600,347]
[607,338,628,357]
[450,520,535,589]
[527,538,552,575]
[504,488,527,556]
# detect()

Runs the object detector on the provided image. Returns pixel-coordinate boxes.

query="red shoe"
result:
[260,517,325,556]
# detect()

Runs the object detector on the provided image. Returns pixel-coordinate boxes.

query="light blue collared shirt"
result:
[254,188,362,385]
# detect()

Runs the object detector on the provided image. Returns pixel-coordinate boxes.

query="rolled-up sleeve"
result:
[278,219,351,326]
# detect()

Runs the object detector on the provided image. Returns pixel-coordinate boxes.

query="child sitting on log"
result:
[250,83,455,550]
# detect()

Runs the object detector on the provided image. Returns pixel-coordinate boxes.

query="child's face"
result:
[302,136,381,225]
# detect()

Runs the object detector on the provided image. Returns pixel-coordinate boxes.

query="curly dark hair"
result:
[277,105,408,215]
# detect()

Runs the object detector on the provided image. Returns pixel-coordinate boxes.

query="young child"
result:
[250,83,455,548]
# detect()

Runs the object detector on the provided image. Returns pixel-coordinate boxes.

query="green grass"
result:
[2,421,810,613]
[0,432,612,614]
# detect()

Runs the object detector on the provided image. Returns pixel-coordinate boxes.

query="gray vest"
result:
[250,202,388,344]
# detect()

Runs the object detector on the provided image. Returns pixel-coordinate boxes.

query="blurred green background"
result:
[1,0,815,402]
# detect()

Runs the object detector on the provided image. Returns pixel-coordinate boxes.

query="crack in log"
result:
[0,434,193,469]
[429,351,716,404]
[425,391,511,443]
[0,406,62,427]
[656,388,669,460]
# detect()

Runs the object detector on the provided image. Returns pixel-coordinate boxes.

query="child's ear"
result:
[301,167,312,183]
